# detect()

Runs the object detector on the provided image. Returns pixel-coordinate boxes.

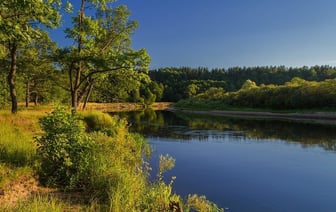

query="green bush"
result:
[36,108,94,189]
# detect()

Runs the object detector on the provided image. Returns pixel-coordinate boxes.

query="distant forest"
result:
[150,66,336,102]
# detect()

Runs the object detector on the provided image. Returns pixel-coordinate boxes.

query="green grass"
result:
[1,195,70,212]
[174,99,336,114]
[0,121,36,166]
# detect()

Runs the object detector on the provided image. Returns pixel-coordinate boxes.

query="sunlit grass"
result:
[0,163,33,188]
[2,195,70,212]
[0,110,45,135]
[0,121,36,166]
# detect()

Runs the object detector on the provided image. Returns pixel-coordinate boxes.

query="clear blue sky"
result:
[52,0,336,69]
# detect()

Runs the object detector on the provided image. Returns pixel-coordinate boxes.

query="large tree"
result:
[57,0,150,112]
[0,0,62,113]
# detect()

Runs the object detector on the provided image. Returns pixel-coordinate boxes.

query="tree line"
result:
[150,66,336,102]
[176,77,336,110]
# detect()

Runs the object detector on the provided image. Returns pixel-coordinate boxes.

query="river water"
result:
[114,110,336,212]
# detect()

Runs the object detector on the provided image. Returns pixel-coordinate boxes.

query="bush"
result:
[36,108,94,189]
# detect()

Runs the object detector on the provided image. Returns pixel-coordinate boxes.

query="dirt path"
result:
[0,175,39,208]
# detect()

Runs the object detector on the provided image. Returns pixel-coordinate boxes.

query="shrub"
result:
[36,108,93,189]
[186,194,224,212]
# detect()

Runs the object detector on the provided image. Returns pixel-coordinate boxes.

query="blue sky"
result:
[52,0,336,69]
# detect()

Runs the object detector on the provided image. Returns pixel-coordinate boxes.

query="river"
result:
[113,110,336,212]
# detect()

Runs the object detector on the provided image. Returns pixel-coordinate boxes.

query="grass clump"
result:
[3,195,71,212]
[87,131,150,208]
[186,194,224,212]
[80,110,118,135]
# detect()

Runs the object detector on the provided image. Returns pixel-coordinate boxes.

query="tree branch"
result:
[75,66,129,90]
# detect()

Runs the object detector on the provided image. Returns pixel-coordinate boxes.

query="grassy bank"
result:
[0,107,222,211]
[175,78,336,113]
[175,98,336,114]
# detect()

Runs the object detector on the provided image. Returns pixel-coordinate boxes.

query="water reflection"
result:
[112,110,336,152]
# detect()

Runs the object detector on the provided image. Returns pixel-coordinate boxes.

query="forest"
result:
[150,66,336,102]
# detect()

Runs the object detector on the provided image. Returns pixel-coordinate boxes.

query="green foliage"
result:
[241,79,257,90]
[36,107,94,189]
[140,154,181,211]
[177,78,336,111]
[143,180,182,211]
[197,87,226,100]
[0,0,62,43]
[84,120,150,208]
[158,154,175,178]
[58,1,151,110]
[92,69,163,105]
[81,110,118,135]
[18,31,62,106]
[186,194,224,212]
[150,66,336,102]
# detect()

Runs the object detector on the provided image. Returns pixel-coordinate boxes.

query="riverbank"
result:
[171,108,336,125]
[0,107,222,211]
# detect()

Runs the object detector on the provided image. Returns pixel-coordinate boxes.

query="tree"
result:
[57,1,150,112]
[19,31,58,107]
[240,79,257,90]
[91,69,150,103]
[0,0,62,113]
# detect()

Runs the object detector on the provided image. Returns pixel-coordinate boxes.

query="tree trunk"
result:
[34,94,38,106]
[71,89,78,111]
[82,81,94,110]
[25,80,30,107]
[71,0,85,113]
[77,77,94,107]
[8,43,18,114]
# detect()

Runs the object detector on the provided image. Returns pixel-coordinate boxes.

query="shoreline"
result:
[170,108,336,125]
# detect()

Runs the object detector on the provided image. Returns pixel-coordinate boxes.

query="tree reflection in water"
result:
[111,110,336,152]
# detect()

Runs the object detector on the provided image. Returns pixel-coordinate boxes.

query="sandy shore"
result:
[171,108,336,125]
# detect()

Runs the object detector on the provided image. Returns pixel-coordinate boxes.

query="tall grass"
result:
[0,121,36,166]
[2,195,70,212]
